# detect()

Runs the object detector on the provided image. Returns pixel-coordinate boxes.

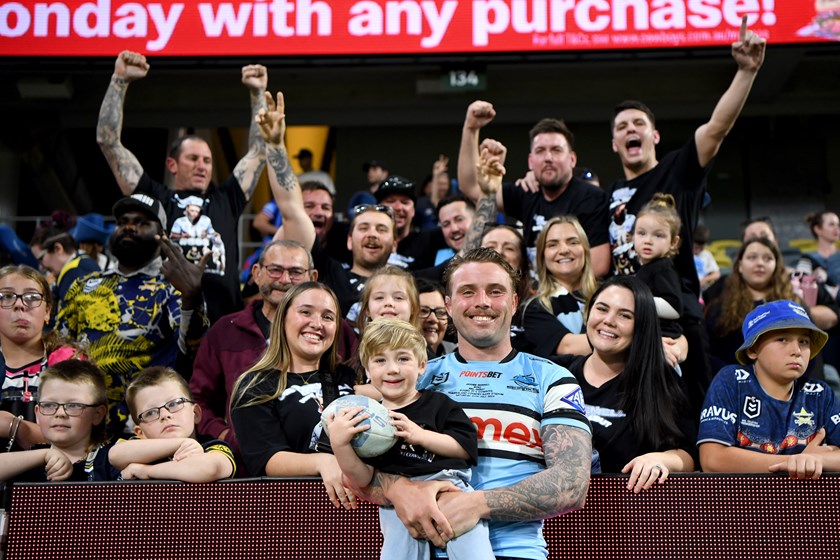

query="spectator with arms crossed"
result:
[355,248,592,560]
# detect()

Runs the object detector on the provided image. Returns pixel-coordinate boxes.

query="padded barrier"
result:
[6,474,840,559]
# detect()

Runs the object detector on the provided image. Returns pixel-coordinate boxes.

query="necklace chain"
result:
[298,370,319,385]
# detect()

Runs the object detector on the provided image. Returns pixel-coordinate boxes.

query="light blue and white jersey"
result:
[419,350,591,560]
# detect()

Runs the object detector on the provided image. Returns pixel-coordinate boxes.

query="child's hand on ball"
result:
[326,406,370,447]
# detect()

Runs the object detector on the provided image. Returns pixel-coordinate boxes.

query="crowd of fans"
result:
[2,21,839,560]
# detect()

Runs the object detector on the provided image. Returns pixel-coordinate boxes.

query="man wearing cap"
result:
[294,148,336,195]
[374,176,448,270]
[58,193,209,435]
[256,92,397,315]
[698,300,840,479]
[96,50,269,322]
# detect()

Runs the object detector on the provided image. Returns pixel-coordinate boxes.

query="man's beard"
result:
[540,175,566,193]
[110,234,159,269]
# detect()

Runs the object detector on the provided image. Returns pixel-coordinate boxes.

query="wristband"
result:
[6,415,23,452]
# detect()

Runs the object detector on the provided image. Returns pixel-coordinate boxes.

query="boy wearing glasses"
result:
[110,366,235,482]
[0,360,120,482]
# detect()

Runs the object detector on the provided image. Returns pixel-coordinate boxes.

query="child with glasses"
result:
[0,359,119,482]
[109,366,235,482]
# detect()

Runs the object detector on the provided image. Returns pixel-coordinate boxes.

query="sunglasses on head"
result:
[353,204,394,219]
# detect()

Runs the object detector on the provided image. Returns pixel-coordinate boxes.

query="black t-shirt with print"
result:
[606,136,710,316]
[136,173,247,321]
[230,365,356,477]
[502,177,610,250]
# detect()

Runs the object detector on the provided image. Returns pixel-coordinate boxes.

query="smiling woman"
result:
[704,238,805,372]
[516,216,596,358]
[565,275,696,491]
[230,282,361,508]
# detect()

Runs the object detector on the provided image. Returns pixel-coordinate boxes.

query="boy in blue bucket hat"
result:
[698,300,840,479]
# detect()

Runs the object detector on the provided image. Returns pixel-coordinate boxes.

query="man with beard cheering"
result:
[457,106,611,277]
[58,194,209,436]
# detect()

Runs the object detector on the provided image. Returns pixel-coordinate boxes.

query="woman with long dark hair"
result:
[566,275,696,492]
[231,282,357,508]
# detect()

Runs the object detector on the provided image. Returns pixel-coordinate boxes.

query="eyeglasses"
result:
[353,204,394,218]
[0,291,45,309]
[419,306,448,320]
[38,402,100,416]
[262,265,309,281]
[137,397,194,424]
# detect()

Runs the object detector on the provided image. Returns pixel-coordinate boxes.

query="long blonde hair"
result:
[531,216,597,313]
[231,282,340,409]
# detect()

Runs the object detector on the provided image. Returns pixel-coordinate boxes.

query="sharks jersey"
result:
[419,350,591,560]
[698,364,840,454]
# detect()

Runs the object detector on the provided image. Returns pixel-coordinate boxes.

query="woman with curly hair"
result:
[705,237,838,372]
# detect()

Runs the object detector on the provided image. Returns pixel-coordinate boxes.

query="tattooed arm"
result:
[256,91,316,250]
[464,145,506,251]
[96,50,148,195]
[437,424,590,535]
[360,424,591,547]
[233,65,268,201]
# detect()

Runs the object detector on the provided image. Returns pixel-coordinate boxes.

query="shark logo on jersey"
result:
[561,387,586,413]
[743,396,761,419]
[431,372,449,385]
[513,374,538,389]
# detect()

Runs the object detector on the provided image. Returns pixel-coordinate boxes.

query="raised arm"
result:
[464,146,506,251]
[458,101,505,211]
[96,51,148,195]
[430,154,450,207]
[694,16,765,167]
[232,64,268,200]
[257,91,316,250]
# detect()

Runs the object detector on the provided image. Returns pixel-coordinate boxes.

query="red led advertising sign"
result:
[0,1,836,57]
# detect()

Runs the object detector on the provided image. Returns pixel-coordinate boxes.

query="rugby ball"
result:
[321,395,398,458]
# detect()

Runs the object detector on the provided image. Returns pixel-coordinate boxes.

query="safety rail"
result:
[5,474,839,559]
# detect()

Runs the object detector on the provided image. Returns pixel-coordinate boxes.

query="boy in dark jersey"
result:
[699,300,840,479]
[326,318,493,560]
[0,360,120,482]
[109,366,235,482]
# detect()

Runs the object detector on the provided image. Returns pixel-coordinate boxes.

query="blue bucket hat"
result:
[70,214,114,246]
[735,300,828,365]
